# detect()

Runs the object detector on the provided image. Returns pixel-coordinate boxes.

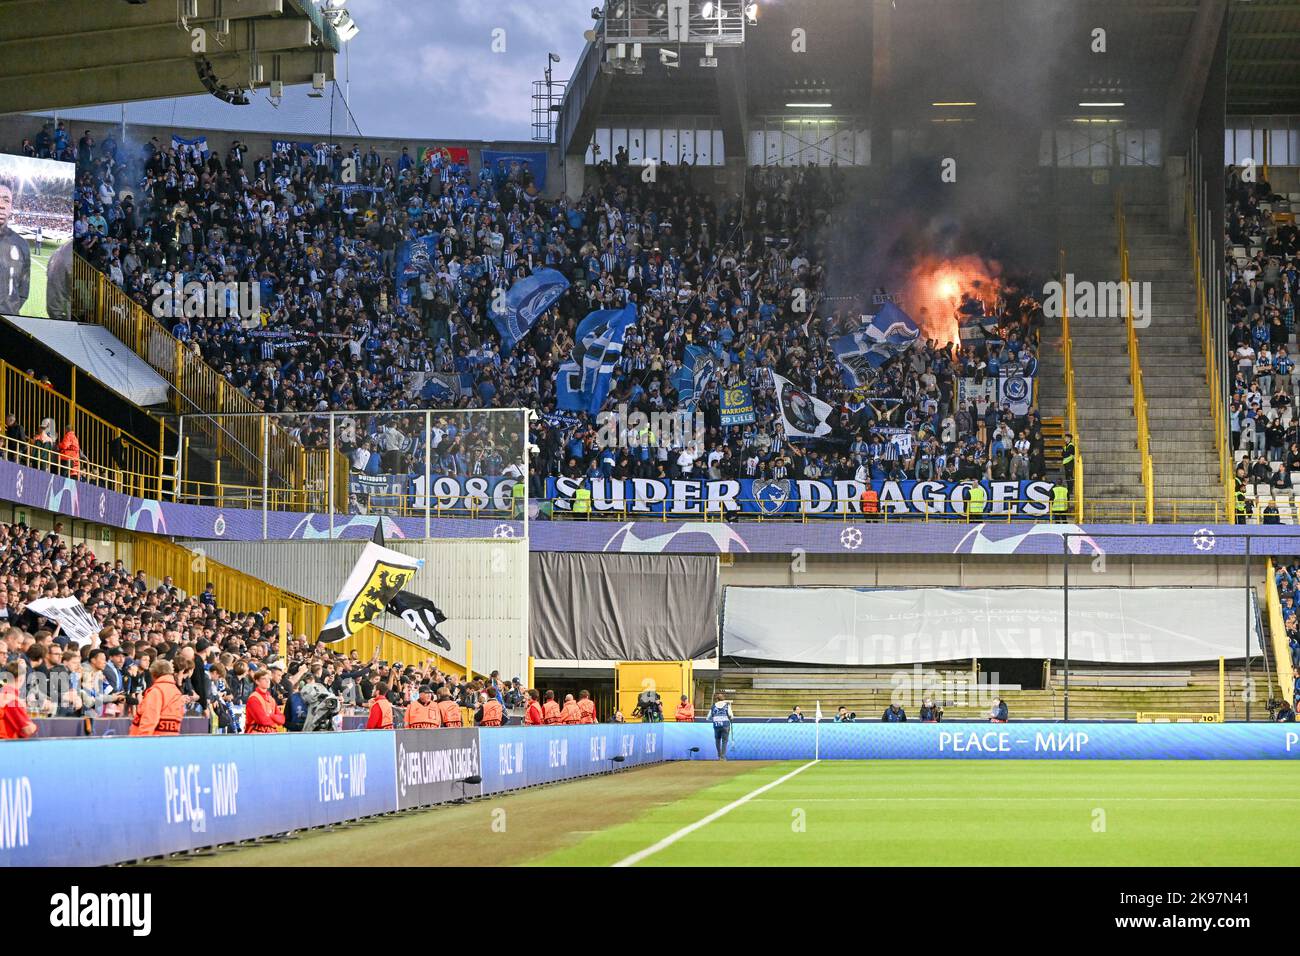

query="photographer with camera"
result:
[919,698,943,722]
[1275,698,1295,722]
[633,687,663,722]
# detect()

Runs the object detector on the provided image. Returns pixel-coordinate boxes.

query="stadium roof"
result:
[0,0,342,113]
[1227,0,1300,114]
[561,0,1253,157]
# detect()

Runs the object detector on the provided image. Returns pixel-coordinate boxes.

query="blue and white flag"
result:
[833,301,920,387]
[671,344,716,412]
[491,268,569,352]
[556,302,638,415]
[999,372,1034,415]
[419,372,461,402]
[171,134,208,161]
[394,234,440,306]
[832,330,892,388]
[867,301,922,347]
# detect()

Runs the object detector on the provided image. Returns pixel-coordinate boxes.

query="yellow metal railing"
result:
[1058,248,1084,523]
[128,530,468,678]
[1186,180,1234,520]
[1116,191,1155,523]
[71,255,343,504]
[0,362,162,496]
[1265,559,1294,707]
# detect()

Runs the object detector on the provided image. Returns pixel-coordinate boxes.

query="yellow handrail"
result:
[0,361,162,495]
[1116,191,1155,523]
[127,529,470,678]
[1186,179,1234,520]
[70,254,344,505]
[1058,248,1084,523]
[1265,559,1294,707]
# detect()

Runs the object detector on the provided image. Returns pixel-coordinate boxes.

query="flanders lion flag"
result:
[317,543,424,644]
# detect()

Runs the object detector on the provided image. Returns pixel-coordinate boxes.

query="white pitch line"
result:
[612,760,820,868]
[746,796,1300,803]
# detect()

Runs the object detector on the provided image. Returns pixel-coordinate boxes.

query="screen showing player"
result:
[0,152,75,319]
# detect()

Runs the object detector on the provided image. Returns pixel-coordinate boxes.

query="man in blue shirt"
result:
[786,705,804,722]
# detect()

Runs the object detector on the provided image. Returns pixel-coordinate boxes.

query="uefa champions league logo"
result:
[1192,528,1215,551]
[840,527,863,550]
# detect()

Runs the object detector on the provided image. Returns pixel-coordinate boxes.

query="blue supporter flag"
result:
[490,268,570,352]
[394,234,439,306]
[833,302,921,387]
[671,344,716,412]
[556,302,638,415]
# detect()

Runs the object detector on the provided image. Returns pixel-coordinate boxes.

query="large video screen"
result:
[0,153,74,319]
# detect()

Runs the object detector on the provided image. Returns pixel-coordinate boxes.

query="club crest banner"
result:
[719,384,756,426]
[318,543,424,644]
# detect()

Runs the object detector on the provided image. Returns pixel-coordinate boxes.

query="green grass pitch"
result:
[166,759,1299,868]
[538,761,1298,866]
[21,243,51,319]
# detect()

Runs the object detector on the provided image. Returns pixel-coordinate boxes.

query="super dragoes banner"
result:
[546,477,1055,518]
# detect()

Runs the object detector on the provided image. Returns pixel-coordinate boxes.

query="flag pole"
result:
[815,698,821,761]
[278,606,288,666]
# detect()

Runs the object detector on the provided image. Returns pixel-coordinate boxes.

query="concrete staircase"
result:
[1055,184,1143,505]
[1121,198,1225,518]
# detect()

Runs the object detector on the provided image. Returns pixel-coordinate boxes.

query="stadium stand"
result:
[0,516,519,733]
[711,659,1269,722]
[1226,169,1300,523]
[19,124,1048,515]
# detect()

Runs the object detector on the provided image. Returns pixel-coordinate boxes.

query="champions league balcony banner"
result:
[546,477,1055,518]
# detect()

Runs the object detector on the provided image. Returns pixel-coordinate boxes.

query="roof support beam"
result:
[0,50,332,113]
[0,0,285,40]
[0,19,315,80]
[715,47,749,163]
[1162,0,1228,156]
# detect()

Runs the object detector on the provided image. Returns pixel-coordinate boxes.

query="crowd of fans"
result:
[1225,166,1300,524]
[16,120,1047,514]
[1271,560,1300,716]
[0,519,594,737]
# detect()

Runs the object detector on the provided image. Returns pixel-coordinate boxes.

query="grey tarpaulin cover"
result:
[530,551,718,660]
[3,316,171,407]
[722,586,1259,665]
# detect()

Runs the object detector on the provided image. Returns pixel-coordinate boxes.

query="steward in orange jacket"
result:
[860,487,879,515]
[405,686,441,729]
[560,694,582,725]
[58,427,81,478]
[129,663,184,736]
[478,695,503,727]
[577,690,597,724]
[674,696,695,722]
[524,690,544,726]
[245,670,285,733]
[366,684,394,729]
[437,691,463,727]
[542,690,561,725]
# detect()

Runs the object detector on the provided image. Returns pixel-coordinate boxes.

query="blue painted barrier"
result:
[670,721,1300,761]
[3,723,1298,865]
